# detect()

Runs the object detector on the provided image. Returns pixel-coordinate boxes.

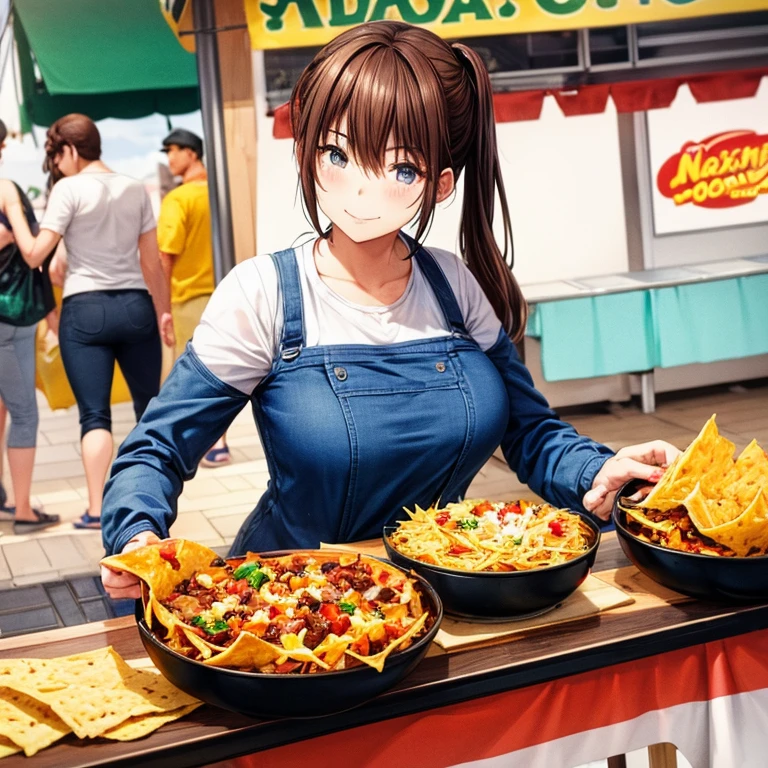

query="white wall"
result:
[254,53,629,285]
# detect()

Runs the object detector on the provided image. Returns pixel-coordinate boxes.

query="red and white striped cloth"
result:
[228,628,768,768]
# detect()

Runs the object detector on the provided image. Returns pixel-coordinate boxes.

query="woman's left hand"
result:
[583,440,682,520]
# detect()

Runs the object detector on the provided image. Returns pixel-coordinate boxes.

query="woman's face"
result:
[53,145,78,177]
[314,124,428,243]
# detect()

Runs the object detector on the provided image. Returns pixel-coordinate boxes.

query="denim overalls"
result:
[102,242,613,557]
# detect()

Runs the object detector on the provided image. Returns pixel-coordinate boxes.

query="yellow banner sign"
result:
[244,0,766,50]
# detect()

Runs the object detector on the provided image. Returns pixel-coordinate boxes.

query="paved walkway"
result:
[2,380,767,591]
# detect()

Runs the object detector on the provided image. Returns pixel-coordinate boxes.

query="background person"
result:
[101,22,680,598]
[3,113,174,531]
[158,128,229,467]
[0,118,60,532]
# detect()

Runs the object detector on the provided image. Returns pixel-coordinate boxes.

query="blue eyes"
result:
[394,165,418,185]
[329,148,347,168]
[318,144,422,185]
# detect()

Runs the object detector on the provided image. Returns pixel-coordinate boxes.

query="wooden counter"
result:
[2,534,768,768]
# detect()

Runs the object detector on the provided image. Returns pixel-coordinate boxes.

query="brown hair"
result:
[290,21,527,342]
[43,113,101,179]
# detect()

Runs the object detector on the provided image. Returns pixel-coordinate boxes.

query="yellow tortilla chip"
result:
[722,440,768,508]
[684,482,742,531]
[279,631,330,669]
[33,670,198,739]
[314,633,353,669]
[0,736,22,758]
[642,416,736,512]
[345,612,429,673]
[698,486,768,557]
[202,630,281,669]
[0,647,135,693]
[0,686,70,757]
[100,702,202,741]
[100,539,222,600]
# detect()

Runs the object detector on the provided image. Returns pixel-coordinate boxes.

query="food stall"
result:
[2,534,768,768]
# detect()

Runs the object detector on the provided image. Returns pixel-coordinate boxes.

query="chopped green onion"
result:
[245,569,269,590]
[338,601,357,615]
[233,562,261,580]
[458,517,479,530]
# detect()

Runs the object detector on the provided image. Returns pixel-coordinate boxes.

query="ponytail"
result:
[451,44,528,344]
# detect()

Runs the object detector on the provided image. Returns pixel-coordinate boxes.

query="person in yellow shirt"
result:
[158,128,229,467]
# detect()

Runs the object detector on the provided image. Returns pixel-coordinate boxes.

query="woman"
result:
[2,113,174,531]
[102,22,679,598]
[0,118,61,532]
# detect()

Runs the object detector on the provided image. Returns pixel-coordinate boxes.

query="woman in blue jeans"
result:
[0,117,61,533]
[3,114,174,530]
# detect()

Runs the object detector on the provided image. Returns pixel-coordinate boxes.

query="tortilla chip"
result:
[314,634,352,669]
[0,736,21,758]
[722,440,768,508]
[0,686,70,757]
[345,612,429,673]
[279,631,330,669]
[201,630,281,669]
[0,647,134,694]
[684,482,742,530]
[642,416,736,512]
[100,540,222,600]
[698,486,768,557]
[35,670,198,740]
[100,702,202,741]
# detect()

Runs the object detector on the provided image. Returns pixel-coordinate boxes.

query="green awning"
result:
[13,0,199,127]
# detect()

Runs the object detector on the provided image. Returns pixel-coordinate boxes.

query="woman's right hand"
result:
[159,311,175,349]
[101,530,162,599]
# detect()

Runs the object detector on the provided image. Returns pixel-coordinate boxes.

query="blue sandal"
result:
[200,446,231,468]
[73,512,101,530]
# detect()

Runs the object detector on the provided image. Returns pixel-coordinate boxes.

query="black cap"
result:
[161,128,203,158]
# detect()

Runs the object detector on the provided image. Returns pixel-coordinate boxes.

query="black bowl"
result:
[383,511,601,620]
[613,479,768,602]
[136,552,443,718]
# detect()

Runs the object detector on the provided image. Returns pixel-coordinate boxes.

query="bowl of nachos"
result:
[613,415,768,602]
[102,542,441,717]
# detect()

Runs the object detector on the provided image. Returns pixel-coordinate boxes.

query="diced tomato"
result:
[226,578,250,596]
[499,503,521,521]
[449,544,473,555]
[159,542,181,571]
[268,605,280,619]
[435,512,450,526]
[548,520,565,536]
[351,635,370,655]
[471,501,494,517]
[377,570,390,584]
[384,623,404,639]
[319,603,341,621]
[331,614,351,636]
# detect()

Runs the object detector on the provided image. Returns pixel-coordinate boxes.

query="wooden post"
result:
[648,743,678,768]
[213,0,258,264]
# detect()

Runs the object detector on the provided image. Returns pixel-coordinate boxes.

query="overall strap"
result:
[270,248,305,360]
[411,241,470,338]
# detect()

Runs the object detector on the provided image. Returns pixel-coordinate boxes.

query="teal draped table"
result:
[526,274,768,383]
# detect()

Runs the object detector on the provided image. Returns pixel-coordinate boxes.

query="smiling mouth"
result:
[344,209,380,222]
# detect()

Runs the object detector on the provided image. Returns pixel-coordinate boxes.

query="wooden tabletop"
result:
[3,534,768,768]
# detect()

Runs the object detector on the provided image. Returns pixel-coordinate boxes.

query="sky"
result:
[0,6,203,201]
